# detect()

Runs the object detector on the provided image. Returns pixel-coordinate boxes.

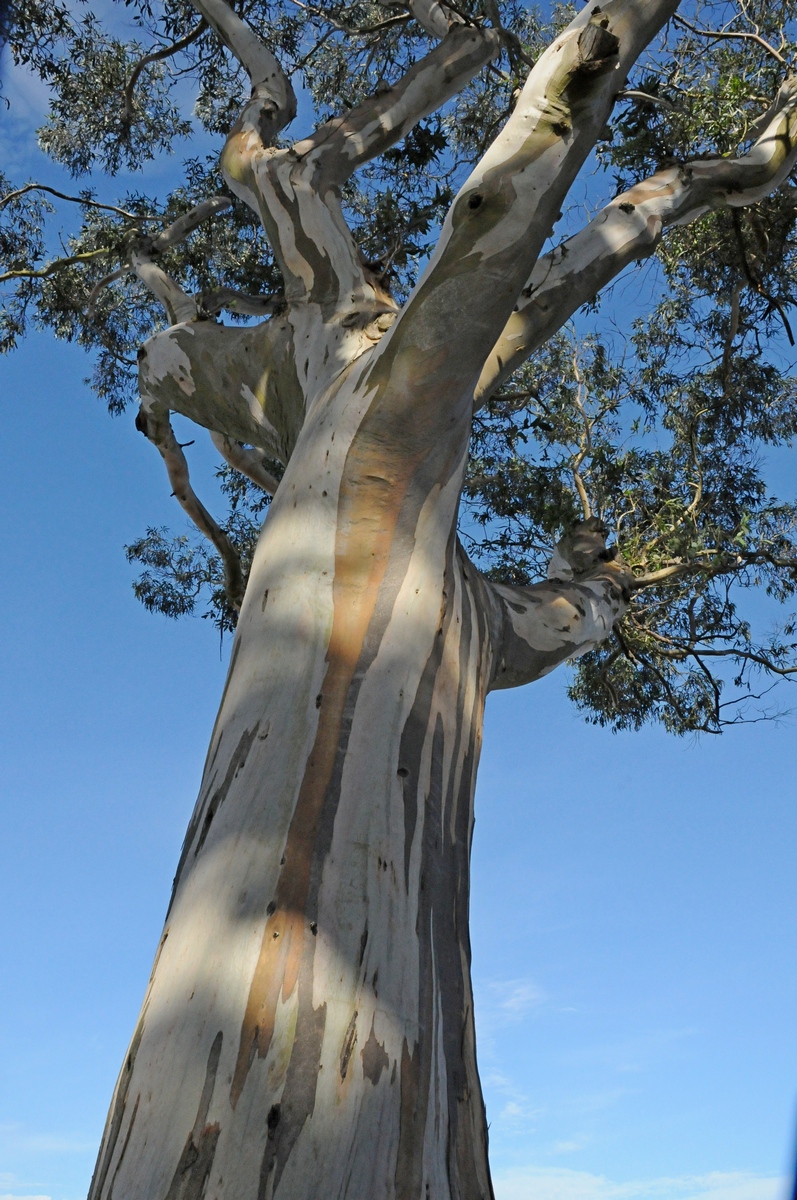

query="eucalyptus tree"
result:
[3,0,797,1195]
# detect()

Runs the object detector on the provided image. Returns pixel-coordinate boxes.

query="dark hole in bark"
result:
[266,900,276,915]
[397,766,409,777]
[266,1104,281,1138]
[468,193,483,210]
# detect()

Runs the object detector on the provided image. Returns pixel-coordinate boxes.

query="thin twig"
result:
[0,184,147,220]
[86,266,129,317]
[136,407,245,610]
[672,13,788,67]
[123,20,207,126]
[0,247,112,284]
[731,209,795,345]
[286,0,410,37]
[616,88,680,112]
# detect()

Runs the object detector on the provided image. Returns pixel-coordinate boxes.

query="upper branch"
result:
[217,20,498,313]
[476,73,797,404]
[128,197,233,325]
[188,0,297,149]
[189,0,294,94]
[292,25,500,187]
[366,0,680,420]
[407,0,464,39]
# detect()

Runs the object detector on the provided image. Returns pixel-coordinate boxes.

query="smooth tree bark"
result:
[86,2,797,1197]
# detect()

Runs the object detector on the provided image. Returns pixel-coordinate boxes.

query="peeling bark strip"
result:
[86,0,797,1196]
[194,723,260,856]
[164,1032,224,1200]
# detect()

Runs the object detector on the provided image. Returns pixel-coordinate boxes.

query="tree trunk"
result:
[89,363,504,1200]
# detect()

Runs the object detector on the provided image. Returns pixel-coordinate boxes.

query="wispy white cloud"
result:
[484,1071,543,1128]
[500,980,546,1017]
[0,1124,94,1154]
[477,977,546,1027]
[0,1194,52,1200]
[552,1139,590,1155]
[493,1167,786,1200]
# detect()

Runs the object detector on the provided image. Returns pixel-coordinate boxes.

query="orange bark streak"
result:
[230,436,421,1107]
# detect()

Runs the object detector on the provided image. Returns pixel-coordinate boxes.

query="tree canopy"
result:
[3,0,797,733]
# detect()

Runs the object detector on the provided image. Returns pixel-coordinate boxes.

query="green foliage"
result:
[465,321,797,732]
[36,14,193,176]
[3,0,797,732]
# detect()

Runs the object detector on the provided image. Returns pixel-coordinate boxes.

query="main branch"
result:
[476,74,797,403]
[366,0,680,429]
[488,519,633,690]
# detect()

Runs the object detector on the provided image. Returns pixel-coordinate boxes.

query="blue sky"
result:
[1,16,797,1200]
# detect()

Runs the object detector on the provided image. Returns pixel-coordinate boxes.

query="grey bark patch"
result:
[258,996,327,1198]
[398,587,449,890]
[339,1010,358,1080]
[163,1031,223,1200]
[165,641,244,913]
[361,1020,390,1085]
[162,1125,220,1200]
[194,723,260,856]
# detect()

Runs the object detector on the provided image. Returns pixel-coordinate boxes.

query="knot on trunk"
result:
[575,13,620,76]
[547,517,633,598]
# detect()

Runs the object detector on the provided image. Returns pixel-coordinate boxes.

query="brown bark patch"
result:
[361,1018,390,1086]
